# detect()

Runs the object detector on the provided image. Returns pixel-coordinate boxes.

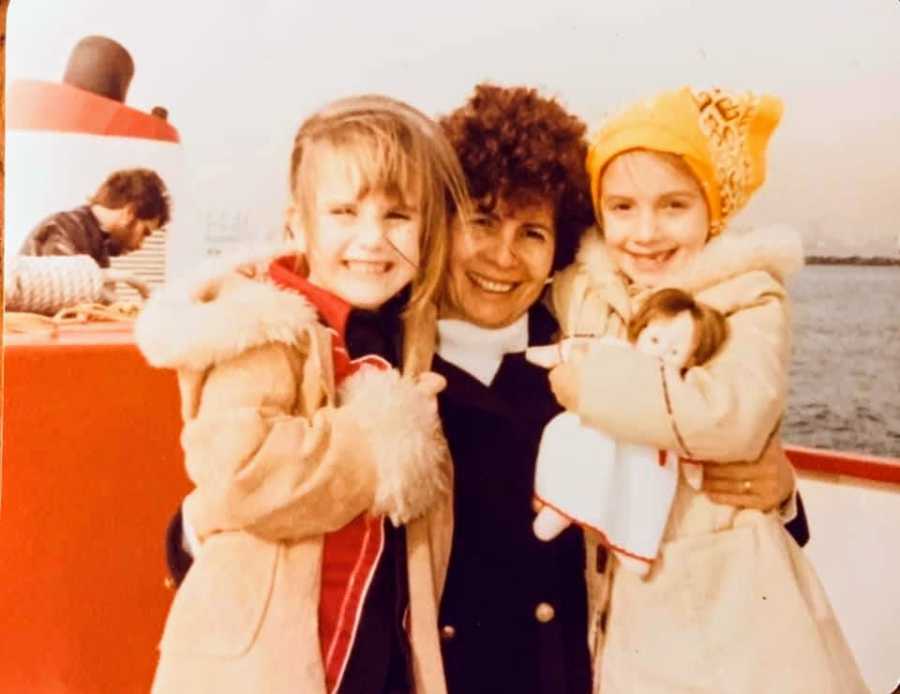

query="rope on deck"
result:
[4,255,144,335]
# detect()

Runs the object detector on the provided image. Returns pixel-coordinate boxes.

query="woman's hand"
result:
[526,339,597,411]
[698,435,796,511]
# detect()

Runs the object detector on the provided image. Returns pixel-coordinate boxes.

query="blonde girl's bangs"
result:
[295,117,431,203]
[288,95,471,313]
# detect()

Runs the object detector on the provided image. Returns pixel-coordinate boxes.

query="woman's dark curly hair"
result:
[440,83,594,270]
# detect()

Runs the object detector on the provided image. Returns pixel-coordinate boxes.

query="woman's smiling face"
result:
[599,150,710,287]
[442,197,556,329]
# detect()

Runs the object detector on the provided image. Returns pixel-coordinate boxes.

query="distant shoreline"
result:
[806,256,900,267]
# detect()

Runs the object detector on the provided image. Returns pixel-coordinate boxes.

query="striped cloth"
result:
[4,254,105,314]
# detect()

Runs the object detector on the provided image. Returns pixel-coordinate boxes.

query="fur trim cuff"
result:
[339,367,450,525]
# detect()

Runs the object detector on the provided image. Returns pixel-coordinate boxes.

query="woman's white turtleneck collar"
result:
[436,314,529,386]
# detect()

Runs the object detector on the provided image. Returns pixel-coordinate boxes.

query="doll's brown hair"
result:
[627,287,728,371]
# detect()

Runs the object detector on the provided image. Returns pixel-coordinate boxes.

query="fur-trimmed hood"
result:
[574,224,804,298]
[551,224,804,335]
[135,254,317,372]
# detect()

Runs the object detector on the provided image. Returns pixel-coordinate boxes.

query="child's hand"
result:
[533,504,571,541]
[413,371,446,397]
[526,338,599,369]
[412,372,447,410]
[548,361,580,411]
[526,344,565,369]
[411,371,446,415]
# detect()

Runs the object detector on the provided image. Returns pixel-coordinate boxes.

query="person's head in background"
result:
[89,168,171,252]
[587,87,782,288]
[63,35,135,103]
[439,84,594,328]
[284,94,470,314]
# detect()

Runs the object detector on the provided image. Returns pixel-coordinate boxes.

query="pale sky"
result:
[7,0,900,255]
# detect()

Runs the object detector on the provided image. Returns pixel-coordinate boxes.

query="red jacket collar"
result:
[267,255,351,337]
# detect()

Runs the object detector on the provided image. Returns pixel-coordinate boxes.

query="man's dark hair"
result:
[90,168,172,226]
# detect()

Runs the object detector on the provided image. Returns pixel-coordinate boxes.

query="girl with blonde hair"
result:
[136,94,469,694]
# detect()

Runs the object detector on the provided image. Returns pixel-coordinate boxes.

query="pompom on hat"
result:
[586,87,783,235]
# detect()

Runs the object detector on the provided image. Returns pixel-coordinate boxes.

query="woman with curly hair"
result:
[431,83,596,694]
[431,83,809,693]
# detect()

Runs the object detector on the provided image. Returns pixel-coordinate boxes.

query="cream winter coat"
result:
[551,227,868,694]
[135,264,454,694]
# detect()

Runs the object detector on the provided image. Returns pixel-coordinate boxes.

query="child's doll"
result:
[531,288,727,576]
[135,95,469,694]
[535,87,867,693]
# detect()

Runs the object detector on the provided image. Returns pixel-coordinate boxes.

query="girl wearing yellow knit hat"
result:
[529,87,868,693]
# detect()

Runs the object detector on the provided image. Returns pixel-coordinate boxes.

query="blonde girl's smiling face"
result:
[291,152,421,310]
[599,150,710,287]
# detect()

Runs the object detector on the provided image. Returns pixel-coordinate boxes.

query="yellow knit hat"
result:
[586,87,783,235]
